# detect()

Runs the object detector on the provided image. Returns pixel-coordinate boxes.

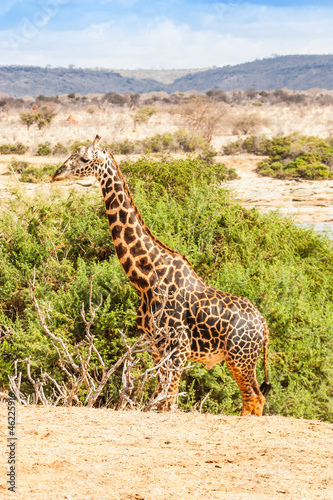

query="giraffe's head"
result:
[52,135,108,182]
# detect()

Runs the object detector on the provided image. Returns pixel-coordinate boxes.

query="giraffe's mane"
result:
[107,151,191,266]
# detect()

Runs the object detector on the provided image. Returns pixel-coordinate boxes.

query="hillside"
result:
[168,55,333,92]
[2,55,333,97]
[0,66,165,98]
[0,404,332,500]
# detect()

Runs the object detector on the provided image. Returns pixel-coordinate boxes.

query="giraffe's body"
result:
[53,136,271,416]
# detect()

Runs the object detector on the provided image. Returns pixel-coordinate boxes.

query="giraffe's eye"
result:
[81,158,89,163]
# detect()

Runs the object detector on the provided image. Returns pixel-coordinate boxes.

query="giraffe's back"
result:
[184,280,266,369]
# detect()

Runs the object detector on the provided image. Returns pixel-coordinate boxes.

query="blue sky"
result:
[1,1,333,68]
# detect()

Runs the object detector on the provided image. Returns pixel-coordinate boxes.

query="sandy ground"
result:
[0,152,333,499]
[0,404,333,500]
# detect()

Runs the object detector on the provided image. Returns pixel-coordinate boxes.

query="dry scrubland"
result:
[1,89,333,152]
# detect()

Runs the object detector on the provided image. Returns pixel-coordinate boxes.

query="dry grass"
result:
[1,100,333,155]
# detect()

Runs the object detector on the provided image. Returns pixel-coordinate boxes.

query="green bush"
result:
[257,135,333,180]
[36,143,52,156]
[20,164,58,183]
[7,161,29,174]
[224,134,333,180]
[121,155,238,199]
[69,140,91,151]
[20,110,56,130]
[0,142,29,155]
[132,106,157,126]
[0,156,333,420]
[107,139,137,155]
[52,143,68,156]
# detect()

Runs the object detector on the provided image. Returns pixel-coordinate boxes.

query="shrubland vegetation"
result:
[0,155,333,421]
[225,134,333,180]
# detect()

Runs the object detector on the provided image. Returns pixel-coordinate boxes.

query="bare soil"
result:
[0,404,332,500]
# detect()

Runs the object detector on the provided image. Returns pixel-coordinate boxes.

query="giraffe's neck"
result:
[98,155,166,292]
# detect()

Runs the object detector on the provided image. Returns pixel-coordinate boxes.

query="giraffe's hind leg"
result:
[225,348,265,417]
[227,359,265,416]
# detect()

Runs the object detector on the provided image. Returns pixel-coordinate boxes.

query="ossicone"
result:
[93,135,102,148]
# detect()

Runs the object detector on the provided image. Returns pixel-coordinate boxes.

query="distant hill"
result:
[0,66,165,98]
[168,55,333,92]
[1,55,333,97]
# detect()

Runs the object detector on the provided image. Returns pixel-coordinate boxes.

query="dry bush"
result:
[231,111,270,135]
[177,98,228,142]
[6,273,190,410]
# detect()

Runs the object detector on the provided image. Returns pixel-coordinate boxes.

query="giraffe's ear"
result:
[92,135,102,148]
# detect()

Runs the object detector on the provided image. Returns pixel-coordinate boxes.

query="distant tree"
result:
[131,107,157,128]
[67,93,76,100]
[206,90,228,103]
[20,112,36,130]
[20,108,56,130]
[103,92,127,106]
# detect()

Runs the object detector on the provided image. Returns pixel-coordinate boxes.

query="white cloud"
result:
[1,4,333,68]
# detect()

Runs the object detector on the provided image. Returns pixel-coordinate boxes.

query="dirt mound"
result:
[0,404,332,499]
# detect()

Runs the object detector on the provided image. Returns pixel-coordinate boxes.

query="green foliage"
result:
[107,139,136,155]
[20,164,58,183]
[67,93,76,99]
[7,161,29,174]
[106,130,210,155]
[20,110,56,130]
[69,139,91,151]
[103,92,127,106]
[52,143,68,156]
[0,142,28,155]
[131,106,157,126]
[224,134,333,180]
[121,155,238,199]
[0,156,333,420]
[36,143,52,156]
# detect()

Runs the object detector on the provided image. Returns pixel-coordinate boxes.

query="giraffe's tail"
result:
[259,319,272,397]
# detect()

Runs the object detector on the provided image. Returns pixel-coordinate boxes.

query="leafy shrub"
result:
[69,140,91,151]
[103,92,127,106]
[107,139,137,155]
[1,156,333,421]
[224,135,266,155]
[0,142,29,155]
[20,164,58,183]
[20,109,56,130]
[37,95,60,103]
[52,143,68,156]
[132,106,157,126]
[257,135,333,180]
[121,155,238,200]
[224,134,333,180]
[104,131,210,156]
[7,161,29,174]
[36,143,52,156]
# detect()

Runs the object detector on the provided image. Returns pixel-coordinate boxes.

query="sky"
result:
[0,0,333,69]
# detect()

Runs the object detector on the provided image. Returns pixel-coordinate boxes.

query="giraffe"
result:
[52,135,272,416]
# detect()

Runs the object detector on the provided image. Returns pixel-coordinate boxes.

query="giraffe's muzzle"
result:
[52,164,70,182]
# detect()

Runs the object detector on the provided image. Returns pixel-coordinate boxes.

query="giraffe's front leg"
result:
[155,352,186,411]
[153,330,190,411]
